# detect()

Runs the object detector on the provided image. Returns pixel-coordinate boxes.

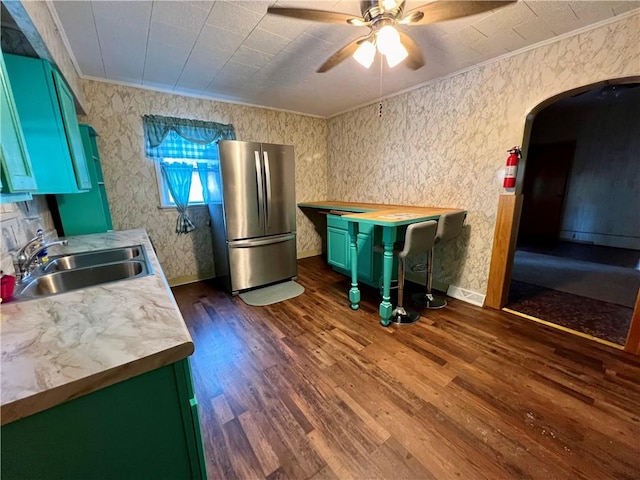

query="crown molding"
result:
[328,8,640,119]
[42,2,639,120]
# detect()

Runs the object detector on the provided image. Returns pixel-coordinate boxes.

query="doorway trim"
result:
[485,75,640,355]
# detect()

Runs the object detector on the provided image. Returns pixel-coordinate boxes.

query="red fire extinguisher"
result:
[503,147,521,188]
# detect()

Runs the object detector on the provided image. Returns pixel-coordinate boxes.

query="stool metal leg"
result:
[392,258,420,324]
[412,249,447,309]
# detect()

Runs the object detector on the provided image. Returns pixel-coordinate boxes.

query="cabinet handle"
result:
[254,151,264,230]
[263,151,271,229]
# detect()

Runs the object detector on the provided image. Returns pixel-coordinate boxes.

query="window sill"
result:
[157,204,208,211]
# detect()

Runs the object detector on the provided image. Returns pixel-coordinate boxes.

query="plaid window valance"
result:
[142,114,235,160]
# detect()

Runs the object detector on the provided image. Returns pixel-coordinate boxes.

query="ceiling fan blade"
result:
[397,31,425,70]
[267,7,362,25]
[398,10,424,24]
[403,1,516,25]
[317,36,369,73]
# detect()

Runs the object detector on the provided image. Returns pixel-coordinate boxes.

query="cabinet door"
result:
[356,229,374,281]
[327,226,350,270]
[4,54,86,194]
[175,359,207,480]
[0,53,37,193]
[53,69,91,190]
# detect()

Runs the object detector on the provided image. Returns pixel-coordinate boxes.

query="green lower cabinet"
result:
[327,226,350,270]
[326,214,385,287]
[1,359,207,480]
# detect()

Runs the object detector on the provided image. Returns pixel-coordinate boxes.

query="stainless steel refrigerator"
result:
[207,140,297,294]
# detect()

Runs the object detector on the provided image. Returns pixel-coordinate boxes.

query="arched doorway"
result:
[486,76,640,355]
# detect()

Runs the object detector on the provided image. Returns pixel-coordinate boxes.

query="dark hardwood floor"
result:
[172,256,640,480]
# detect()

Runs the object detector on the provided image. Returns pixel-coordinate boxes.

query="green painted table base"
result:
[379,226,398,326]
[342,213,448,326]
[297,201,464,326]
[348,222,360,309]
[345,223,399,325]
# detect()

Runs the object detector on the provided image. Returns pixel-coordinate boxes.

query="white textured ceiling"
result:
[51,0,640,117]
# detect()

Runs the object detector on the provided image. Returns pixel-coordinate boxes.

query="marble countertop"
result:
[298,200,465,226]
[1,229,194,425]
[297,200,397,212]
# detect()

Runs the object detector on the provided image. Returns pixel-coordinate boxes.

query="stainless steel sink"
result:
[16,261,147,299]
[12,244,153,301]
[43,246,142,272]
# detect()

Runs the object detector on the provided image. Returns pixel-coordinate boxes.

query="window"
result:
[142,114,235,233]
[155,159,211,208]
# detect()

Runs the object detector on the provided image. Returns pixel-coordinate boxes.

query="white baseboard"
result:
[168,272,215,287]
[168,249,323,288]
[406,270,485,307]
[297,249,323,259]
[166,258,486,308]
[405,270,448,293]
[559,231,640,250]
[447,285,485,307]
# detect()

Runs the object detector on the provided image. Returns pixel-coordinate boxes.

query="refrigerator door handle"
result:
[254,151,264,230]
[263,150,272,229]
[229,233,295,248]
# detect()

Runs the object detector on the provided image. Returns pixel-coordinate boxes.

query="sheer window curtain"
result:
[196,162,219,205]
[142,115,235,234]
[160,162,196,233]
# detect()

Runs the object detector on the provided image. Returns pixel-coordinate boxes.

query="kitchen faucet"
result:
[13,229,68,282]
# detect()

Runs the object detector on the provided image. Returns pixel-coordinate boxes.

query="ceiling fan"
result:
[267,0,516,72]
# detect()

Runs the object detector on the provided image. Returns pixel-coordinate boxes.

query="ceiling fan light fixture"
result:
[382,0,398,11]
[376,25,401,55]
[268,1,516,73]
[384,42,408,68]
[353,40,376,68]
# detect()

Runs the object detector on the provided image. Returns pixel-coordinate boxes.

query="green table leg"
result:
[379,226,397,326]
[348,221,360,310]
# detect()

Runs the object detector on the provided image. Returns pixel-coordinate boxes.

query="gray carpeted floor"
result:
[511,250,640,308]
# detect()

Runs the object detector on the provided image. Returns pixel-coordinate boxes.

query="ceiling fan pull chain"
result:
[378,55,383,118]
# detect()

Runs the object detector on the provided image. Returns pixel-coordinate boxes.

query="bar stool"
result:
[412,211,466,309]
[375,220,438,325]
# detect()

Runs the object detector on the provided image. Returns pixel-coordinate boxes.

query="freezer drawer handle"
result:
[263,151,272,229]
[254,151,264,230]
[230,234,295,248]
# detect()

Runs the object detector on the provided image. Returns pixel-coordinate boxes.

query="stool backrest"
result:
[436,211,466,244]
[398,220,438,260]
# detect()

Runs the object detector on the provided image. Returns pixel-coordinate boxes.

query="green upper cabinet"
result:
[54,69,91,190]
[0,52,37,202]
[56,125,114,236]
[4,54,90,194]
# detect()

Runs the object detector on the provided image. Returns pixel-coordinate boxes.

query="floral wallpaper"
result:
[328,14,640,296]
[8,2,638,297]
[80,80,328,282]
